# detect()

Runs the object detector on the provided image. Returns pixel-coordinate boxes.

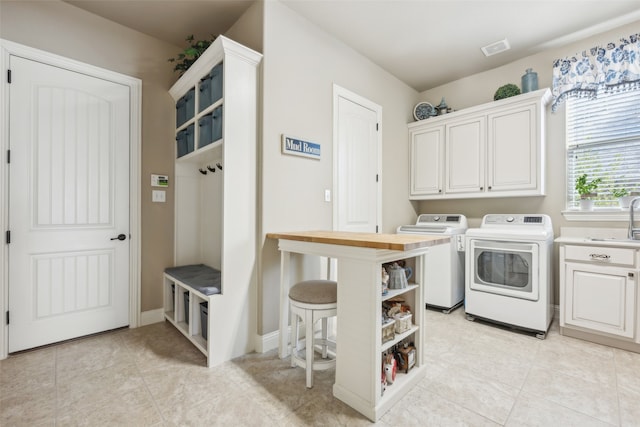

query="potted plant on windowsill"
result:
[575,174,601,211]
[613,188,631,209]
[616,189,640,209]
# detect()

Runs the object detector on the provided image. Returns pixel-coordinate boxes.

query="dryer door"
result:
[469,239,539,301]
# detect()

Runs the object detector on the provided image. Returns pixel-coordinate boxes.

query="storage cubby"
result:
[198,62,223,112]
[176,87,195,127]
[374,257,423,411]
[165,36,261,368]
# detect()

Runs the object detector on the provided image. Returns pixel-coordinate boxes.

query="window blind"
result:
[566,88,640,208]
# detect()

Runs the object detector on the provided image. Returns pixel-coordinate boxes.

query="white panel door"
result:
[8,56,130,352]
[335,92,380,233]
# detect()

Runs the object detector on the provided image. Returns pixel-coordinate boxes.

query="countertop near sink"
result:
[556,227,640,248]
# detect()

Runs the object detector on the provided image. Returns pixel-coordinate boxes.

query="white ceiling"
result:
[66,0,640,92]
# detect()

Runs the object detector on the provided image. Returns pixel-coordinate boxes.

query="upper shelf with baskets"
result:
[169,36,261,164]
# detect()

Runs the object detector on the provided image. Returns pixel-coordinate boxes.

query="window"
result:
[566,87,640,209]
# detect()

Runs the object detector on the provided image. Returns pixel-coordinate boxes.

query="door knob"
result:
[110,234,127,241]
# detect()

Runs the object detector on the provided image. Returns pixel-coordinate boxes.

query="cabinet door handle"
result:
[589,253,611,261]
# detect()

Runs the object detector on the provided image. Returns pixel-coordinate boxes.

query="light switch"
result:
[152,190,166,203]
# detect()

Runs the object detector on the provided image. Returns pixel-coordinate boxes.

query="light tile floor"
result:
[2,308,640,426]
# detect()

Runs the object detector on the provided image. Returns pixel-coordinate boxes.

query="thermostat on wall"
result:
[151,174,169,187]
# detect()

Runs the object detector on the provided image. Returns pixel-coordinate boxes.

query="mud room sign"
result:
[281,135,321,160]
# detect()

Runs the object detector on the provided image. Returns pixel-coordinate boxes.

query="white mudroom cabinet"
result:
[164,36,262,367]
[408,88,551,200]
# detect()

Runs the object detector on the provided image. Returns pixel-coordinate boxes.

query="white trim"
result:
[561,210,630,221]
[332,84,383,232]
[256,329,281,353]
[139,308,164,326]
[0,39,142,359]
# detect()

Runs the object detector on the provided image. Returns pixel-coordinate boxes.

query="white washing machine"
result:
[465,214,554,338]
[397,214,467,313]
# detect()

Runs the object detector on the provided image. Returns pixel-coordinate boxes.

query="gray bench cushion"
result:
[289,280,337,304]
[165,264,221,296]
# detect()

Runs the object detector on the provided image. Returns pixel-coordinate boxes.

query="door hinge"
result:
[5,311,8,325]
[5,230,10,244]
[6,149,10,164]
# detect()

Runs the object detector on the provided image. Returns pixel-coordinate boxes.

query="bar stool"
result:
[289,279,337,388]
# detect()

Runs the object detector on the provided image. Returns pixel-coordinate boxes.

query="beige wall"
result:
[225,1,264,54]
[0,0,179,312]
[259,1,420,335]
[417,20,640,303]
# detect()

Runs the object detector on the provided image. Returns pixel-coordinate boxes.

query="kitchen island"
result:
[267,230,450,421]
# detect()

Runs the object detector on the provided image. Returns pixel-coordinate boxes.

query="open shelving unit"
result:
[164,36,262,368]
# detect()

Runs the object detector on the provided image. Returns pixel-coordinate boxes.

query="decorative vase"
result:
[521,68,538,93]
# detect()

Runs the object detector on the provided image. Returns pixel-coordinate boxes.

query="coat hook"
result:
[198,168,208,175]
[207,165,216,173]
[216,162,223,171]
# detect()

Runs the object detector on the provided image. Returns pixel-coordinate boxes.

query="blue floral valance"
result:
[551,33,640,112]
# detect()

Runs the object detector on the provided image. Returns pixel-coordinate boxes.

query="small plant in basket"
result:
[168,35,217,75]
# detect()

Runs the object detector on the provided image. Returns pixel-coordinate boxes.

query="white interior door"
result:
[8,56,130,352]
[334,86,381,233]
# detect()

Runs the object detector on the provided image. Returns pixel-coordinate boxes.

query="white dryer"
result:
[465,214,554,338]
[397,214,467,313]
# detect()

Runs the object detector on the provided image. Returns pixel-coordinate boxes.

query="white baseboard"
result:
[255,329,282,353]
[139,308,164,326]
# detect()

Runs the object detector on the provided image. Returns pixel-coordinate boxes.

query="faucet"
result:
[630,197,640,240]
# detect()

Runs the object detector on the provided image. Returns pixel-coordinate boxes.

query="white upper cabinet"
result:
[409,125,444,196]
[487,102,538,193]
[445,115,485,194]
[408,88,551,200]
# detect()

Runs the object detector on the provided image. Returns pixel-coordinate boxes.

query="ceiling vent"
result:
[481,39,511,57]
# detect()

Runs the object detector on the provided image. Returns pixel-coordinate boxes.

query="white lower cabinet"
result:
[559,244,639,344]
[563,262,635,338]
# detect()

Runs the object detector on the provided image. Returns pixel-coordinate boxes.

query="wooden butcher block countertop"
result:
[266,230,450,251]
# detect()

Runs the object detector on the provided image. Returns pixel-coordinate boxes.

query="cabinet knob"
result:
[488,186,492,190]
[438,189,442,193]
[480,187,483,191]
